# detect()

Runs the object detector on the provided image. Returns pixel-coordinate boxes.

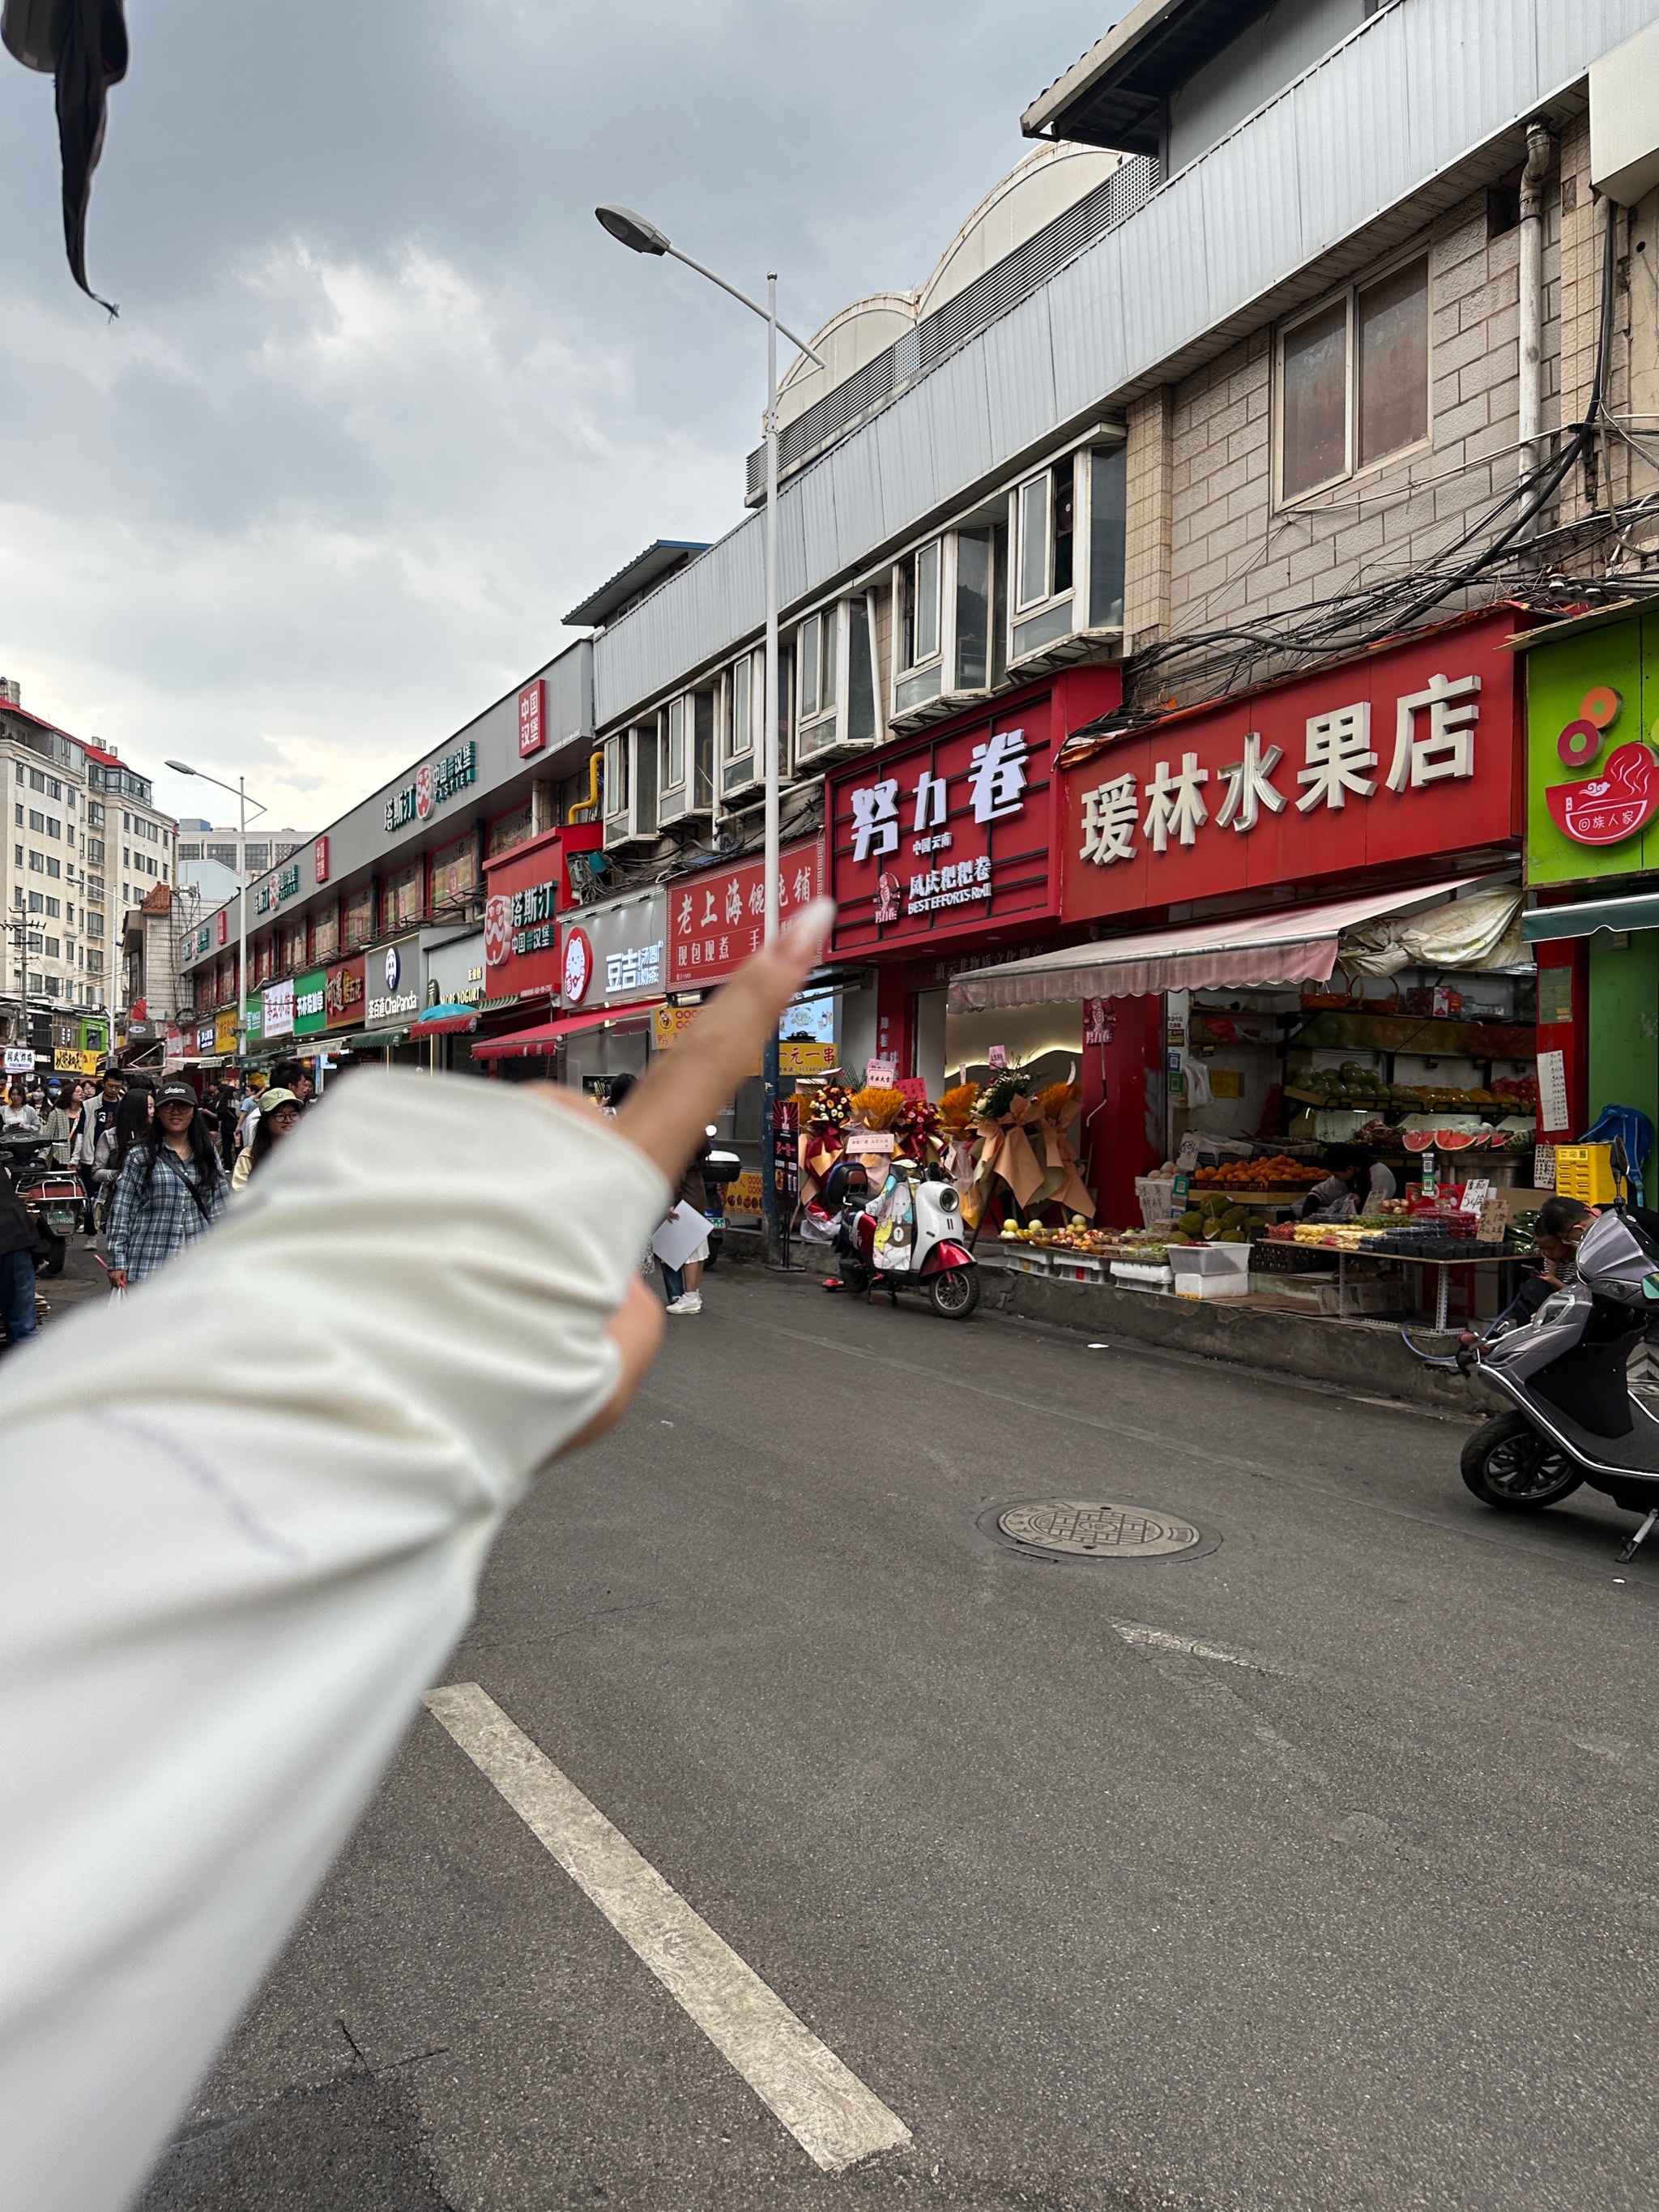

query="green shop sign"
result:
[293,967,327,1036]
[1527,608,1659,885]
[242,996,262,1042]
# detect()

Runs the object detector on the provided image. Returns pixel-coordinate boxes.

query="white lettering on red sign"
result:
[847,730,1029,920]
[1078,674,1480,869]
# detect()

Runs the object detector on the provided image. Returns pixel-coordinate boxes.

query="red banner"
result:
[667,837,825,989]
[324,956,365,1032]
[483,827,565,999]
[826,669,1117,959]
[1061,609,1525,923]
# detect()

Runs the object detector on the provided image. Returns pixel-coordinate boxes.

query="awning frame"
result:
[1523,887,1659,943]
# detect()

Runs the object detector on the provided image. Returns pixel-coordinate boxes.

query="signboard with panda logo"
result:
[365,937,421,1028]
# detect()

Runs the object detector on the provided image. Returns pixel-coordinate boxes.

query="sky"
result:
[0,1,1107,838]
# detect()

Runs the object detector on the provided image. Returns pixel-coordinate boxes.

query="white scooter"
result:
[833,1159,979,1321]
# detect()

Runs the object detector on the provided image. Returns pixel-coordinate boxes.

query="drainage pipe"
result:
[1519,117,1556,504]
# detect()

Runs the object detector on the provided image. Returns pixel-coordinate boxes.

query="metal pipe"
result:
[864,583,887,750]
[1519,117,1555,502]
[761,273,783,1268]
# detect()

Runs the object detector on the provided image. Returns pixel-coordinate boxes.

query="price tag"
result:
[986,1045,1007,1070]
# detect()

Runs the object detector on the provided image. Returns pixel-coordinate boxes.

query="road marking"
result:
[424,1683,911,2176]
[1112,1621,1284,1673]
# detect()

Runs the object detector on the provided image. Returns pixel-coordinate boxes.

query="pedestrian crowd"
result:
[0,1055,323,1343]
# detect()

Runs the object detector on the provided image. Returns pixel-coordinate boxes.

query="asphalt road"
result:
[137,1267,1659,2212]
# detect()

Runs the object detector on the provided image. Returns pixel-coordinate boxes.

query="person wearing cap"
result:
[230,1088,301,1193]
[104,1082,228,1290]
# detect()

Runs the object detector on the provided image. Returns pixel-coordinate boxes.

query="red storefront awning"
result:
[471,1003,659,1061]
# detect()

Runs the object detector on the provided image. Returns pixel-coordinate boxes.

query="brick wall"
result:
[1124,388,1174,647]
[1148,167,1592,705]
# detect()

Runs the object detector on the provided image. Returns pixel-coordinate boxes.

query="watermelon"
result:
[1435,1128,1479,1151]
[1401,1129,1435,1152]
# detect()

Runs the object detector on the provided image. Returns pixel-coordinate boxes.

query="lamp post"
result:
[595,205,825,1268]
[165,762,266,1066]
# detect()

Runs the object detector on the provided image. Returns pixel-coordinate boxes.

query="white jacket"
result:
[0,1070,666,2212]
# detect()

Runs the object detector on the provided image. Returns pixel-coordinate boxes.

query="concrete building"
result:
[175,820,309,881]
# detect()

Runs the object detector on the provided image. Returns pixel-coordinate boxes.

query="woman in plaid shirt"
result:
[104,1083,228,1289]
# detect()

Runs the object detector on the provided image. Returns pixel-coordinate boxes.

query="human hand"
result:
[107,1269,128,1290]
[539,896,834,1450]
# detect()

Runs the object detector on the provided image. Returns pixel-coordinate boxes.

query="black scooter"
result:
[1409,1140,1659,1563]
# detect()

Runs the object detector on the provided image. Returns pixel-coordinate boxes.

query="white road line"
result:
[424,1683,911,2175]
[1113,1621,1283,1673]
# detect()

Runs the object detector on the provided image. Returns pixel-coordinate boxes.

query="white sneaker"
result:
[664,1296,689,1313]
[676,1292,703,1313]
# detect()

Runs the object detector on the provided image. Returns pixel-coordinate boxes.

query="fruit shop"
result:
[941,609,1547,1327]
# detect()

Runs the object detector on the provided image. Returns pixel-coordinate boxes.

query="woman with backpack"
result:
[104,1081,228,1290]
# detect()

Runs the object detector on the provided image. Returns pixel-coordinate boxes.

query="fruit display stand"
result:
[1261,1211,1532,1331]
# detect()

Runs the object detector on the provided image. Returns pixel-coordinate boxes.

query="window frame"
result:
[1273,250,1431,509]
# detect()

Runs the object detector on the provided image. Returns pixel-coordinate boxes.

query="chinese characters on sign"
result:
[1078,673,1482,869]
[667,839,825,989]
[518,680,546,758]
[314,835,330,884]
[848,730,1030,917]
[275,860,301,903]
[385,741,478,832]
[1061,613,1521,925]
[605,941,662,994]
[504,878,557,960]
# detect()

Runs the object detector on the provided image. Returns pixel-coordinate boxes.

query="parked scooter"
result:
[0,1132,79,1277]
[1407,1140,1659,1562]
[698,1125,743,1270]
[833,1158,979,1320]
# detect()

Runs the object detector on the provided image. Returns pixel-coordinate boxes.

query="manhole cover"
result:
[996,1498,1201,1559]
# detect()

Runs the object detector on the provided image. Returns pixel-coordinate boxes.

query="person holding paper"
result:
[659,1140,712,1313]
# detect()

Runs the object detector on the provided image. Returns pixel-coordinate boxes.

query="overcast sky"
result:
[0,1,1107,836]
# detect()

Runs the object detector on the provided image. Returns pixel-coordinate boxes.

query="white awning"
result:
[946,877,1495,1012]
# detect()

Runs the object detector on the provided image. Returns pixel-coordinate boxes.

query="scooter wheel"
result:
[1460,1411,1582,1511]
[38,1231,65,1279]
[928,1267,979,1321]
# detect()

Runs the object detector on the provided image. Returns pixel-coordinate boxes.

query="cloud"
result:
[0,0,1107,835]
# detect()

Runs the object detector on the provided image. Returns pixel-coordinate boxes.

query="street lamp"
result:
[165,761,267,1066]
[595,204,825,1267]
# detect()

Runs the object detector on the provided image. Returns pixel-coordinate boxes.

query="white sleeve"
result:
[0,1070,667,2212]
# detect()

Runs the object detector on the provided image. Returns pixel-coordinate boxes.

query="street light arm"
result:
[665,247,825,368]
[165,763,268,821]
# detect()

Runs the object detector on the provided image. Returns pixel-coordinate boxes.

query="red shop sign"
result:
[313,834,330,884]
[1062,609,1525,924]
[324,956,365,1031]
[667,837,824,989]
[483,827,564,999]
[518,679,546,758]
[826,672,1117,959]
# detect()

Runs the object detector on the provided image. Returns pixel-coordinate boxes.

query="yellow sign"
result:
[214,1011,239,1055]
[727,1169,763,1218]
[52,1048,101,1076]
[780,1040,838,1078]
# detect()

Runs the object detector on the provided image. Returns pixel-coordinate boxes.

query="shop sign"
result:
[653,1005,698,1049]
[565,887,667,1007]
[262,977,295,1041]
[667,837,825,989]
[4,1046,35,1073]
[194,921,211,955]
[518,679,546,758]
[197,1023,215,1055]
[53,1047,100,1075]
[216,908,228,947]
[275,860,301,904]
[827,696,1071,957]
[562,926,593,1004]
[325,956,365,1031]
[424,931,485,1007]
[1526,613,1659,883]
[781,1041,838,1077]
[1064,609,1525,922]
[314,835,330,883]
[384,741,478,834]
[214,1010,239,1054]
[481,831,569,1000]
[293,967,327,1036]
[241,998,262,1044]
[366,938,420,1027]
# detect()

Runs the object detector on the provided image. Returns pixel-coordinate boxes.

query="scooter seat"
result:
[1524,1392,1659,1476]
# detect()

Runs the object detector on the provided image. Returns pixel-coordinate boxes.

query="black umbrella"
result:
[2,0,129,314]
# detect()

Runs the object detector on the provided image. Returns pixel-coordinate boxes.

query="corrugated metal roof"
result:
[1020,0,1280,151]
[592,0,1648,731]
[564,540,710,628]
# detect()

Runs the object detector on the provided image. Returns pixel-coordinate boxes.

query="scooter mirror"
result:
[1611,1134,1630,1193]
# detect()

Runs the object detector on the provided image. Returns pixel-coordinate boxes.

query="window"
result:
[207,843,237,869]
[65,791,75,812]
[45,856,59,879]
[1013,463,1073,611]
[28,851,41,873]
[12,846,19,868]
[27,893,41,914]
[726,654,752,762]
[64,903,73,925]
[898,541,942,672]
[11,763,19,784]
[244,843,270,873]
[178,841,199,860]
[798,613,837,724]
[43,976,59,999]
[11,806,18,828]
[44,897,58,919]
[87,876,103,901]
[87,950,103,977]
[29,770,44,792]
[46,776,60,801]
[1278,256,1429,501]
[87,801,103,826]
[43,937,58,959]
[663,696,686,792]
[25,933,41,954]
[602,730,629,814]
[87,836,104,864]
[45,818,58,840]
[28,810,42,833]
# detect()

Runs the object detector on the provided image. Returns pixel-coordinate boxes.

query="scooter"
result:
[834,1159,979,1320]
[1407,1141,1659,1563]
[0,1132,79,1277]
[698,1128,743,1270]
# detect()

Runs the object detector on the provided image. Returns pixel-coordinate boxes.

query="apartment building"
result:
[175,820,309,881]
